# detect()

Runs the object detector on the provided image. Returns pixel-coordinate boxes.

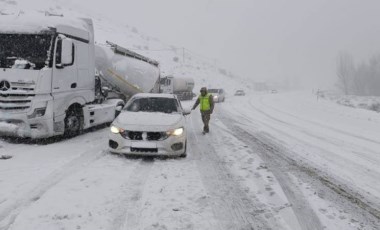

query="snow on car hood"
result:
[114,111,184,131]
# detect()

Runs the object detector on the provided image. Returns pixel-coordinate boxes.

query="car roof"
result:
[132,93,177,99]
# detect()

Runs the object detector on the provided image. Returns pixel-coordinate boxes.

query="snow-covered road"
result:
[0,91,379,230]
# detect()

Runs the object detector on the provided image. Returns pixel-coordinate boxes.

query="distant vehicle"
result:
[108,93,190,158]
[234,89,245,96]
[159,75,194,101]
[271,89,278,94]
[208,88,226,102]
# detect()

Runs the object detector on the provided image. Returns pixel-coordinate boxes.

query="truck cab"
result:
[0,13,99,138]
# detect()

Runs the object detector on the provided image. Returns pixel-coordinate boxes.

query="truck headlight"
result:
[167,127,184,136]
[27,107,47,119]
[110,125,124,134]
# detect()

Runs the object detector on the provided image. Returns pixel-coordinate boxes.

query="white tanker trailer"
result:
[95,41,160,101]
[159,75,195,100]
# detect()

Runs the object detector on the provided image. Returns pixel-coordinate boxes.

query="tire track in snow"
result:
[0,142,107,230]
[110,158,154,230]
[258,97,380,145]
[218,112,380,225]
[244,97,380,210]
[216,114,324,230]
[188,114,274,230]
[243,98,380,182]
[250,98,380,164]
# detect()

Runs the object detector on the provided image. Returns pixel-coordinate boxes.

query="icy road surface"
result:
[0,91,379,230]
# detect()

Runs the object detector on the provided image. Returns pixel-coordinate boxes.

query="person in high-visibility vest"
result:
[192,87,215,134]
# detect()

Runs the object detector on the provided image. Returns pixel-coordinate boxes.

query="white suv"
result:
[208,88,226,102]
[108,93,190,157]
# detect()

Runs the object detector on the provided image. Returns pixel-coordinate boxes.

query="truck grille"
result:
[121,131,167,140]
[10,82,35,92]
[0,93,34,111]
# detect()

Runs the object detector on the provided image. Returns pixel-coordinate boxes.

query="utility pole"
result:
[182,47,185,64]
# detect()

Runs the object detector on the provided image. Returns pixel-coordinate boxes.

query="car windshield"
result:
[125,97,179,113]
[0,33,54,70]
[208,89,219,93]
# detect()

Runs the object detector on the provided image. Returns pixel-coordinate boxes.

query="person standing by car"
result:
[192,87,214,134]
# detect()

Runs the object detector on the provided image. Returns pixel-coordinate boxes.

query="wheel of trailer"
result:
[64,107,82,137]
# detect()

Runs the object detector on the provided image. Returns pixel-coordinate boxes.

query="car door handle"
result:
[71,83,77,88]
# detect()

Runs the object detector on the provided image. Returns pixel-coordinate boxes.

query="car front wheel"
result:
[179,141,187,158]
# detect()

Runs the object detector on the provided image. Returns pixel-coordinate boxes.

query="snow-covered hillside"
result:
[0,0,249,94]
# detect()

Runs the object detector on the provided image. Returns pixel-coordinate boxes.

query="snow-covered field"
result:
[319,90,380,113]
[1,92,380,230]
[1,0,380,229]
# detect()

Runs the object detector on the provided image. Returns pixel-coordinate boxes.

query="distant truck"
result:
[0,13,160,138]
[159,75,194,100]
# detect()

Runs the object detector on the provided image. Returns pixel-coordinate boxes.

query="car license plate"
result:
[131,142,157,148]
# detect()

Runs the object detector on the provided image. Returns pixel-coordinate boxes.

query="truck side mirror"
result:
[56,38,74,68]
[61,38,74,66]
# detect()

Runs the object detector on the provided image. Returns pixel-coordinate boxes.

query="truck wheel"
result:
[64,108,82,137]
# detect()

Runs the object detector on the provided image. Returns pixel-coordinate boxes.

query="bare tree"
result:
[354,62,369,95]
[336,52,355,95]
[367,55,380,96]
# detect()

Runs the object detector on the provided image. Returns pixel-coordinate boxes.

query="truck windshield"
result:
[0,33,53,70]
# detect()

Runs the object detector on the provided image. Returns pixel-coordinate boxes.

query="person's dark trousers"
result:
[201,111,211,132]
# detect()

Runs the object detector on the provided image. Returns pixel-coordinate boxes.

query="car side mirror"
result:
[115,105,123,111]
[182,108,191,116]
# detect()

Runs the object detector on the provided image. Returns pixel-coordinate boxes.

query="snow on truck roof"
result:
[0,11,92,40]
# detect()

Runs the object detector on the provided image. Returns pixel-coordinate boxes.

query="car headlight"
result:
[167,127,184,136]
[110,125,124,134]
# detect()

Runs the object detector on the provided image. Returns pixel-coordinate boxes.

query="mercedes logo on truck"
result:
[0,80,11,91]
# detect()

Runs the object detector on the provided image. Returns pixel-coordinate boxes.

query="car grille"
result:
[121,131,168,141]
[125,131,143,140]
[147,132,167,140]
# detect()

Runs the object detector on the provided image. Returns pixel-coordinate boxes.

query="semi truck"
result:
[159,75,194,100]
[0,13,160,138]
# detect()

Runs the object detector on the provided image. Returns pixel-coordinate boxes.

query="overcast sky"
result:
[64,0,380,87]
